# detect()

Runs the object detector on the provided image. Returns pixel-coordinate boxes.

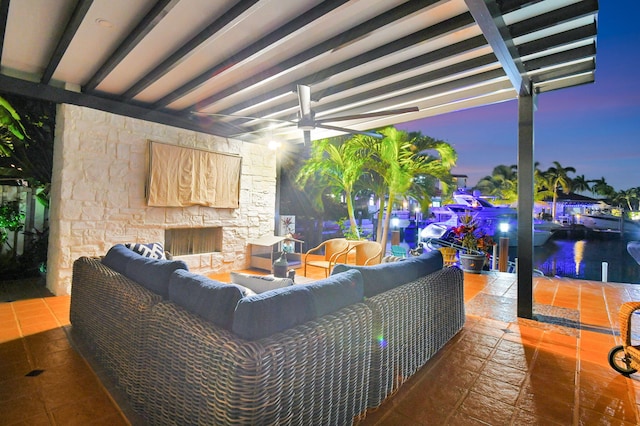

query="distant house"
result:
[552,192,609,223]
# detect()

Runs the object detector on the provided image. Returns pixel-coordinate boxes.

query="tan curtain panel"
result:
[147,142,241,208]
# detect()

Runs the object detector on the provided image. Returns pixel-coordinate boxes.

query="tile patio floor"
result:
[2,267,640,425]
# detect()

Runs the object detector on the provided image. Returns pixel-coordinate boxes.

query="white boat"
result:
[578,213,640,236]
[421,191,554,247]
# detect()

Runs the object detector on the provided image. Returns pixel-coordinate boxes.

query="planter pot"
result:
[459,253,485,274]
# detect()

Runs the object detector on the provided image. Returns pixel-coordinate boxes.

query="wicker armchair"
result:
[347,241,383,266]
[609,301,640,375]
[304,238,350,277]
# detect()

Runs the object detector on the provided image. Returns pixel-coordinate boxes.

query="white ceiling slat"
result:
[0,0,598,144]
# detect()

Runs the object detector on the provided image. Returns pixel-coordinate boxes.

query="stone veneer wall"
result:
[47,104,276,296]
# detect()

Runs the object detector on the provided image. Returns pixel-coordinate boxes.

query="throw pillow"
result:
[124,242,167,260]
[230,272,293,294]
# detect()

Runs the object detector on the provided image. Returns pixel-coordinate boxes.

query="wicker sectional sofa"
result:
[70,244,464,425]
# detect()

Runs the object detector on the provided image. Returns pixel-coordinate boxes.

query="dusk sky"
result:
[398,1,639,192]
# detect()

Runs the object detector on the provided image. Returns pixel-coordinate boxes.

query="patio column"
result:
[517,87,535,319]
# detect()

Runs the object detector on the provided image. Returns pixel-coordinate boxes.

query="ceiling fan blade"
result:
[297,84,312,118]
[191,111,294,125]
[303,130,311,145]
[315,123,383,139]
[315,106,419,123]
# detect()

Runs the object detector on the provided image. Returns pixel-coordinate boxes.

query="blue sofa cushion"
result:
[232,286,314,341]
[102,244,141,275]
[231,270,365,341]
[124,256,188,298]
[168,270,245,329]
[332,250,444,298]
[305,269,364,317]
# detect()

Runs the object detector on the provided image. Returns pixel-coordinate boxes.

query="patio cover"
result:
[0,0,599,317]
[0,0,597,144]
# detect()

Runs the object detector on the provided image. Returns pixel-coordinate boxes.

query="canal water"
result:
[510,236,640,284]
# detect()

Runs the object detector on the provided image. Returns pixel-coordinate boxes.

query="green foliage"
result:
[0,200,25,259]
[0,96,27,144]
[337,217,366,240]
[0,93,55,207]
[0,200,25,231]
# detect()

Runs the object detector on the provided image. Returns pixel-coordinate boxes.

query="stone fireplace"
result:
[47,104,277,296]
[165,227,223,256]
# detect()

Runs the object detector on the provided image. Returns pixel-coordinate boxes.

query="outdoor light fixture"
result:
[499,222,510,234]
[498,222,509,272]
[268,140,281,150]
[391,215,399,229]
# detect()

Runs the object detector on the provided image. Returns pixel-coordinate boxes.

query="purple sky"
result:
[398,1,640,192]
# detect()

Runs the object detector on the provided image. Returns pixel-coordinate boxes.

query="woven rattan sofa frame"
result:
[363,266,464,407]
[70,257,373,425]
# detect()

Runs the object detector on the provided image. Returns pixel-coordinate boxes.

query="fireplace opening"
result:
[165,227,222,256]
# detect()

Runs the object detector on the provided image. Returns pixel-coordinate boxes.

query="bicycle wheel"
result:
[608,345,638,375]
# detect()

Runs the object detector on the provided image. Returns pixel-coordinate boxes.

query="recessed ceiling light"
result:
[95,18,113,28]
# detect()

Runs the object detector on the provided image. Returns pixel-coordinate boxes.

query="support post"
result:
[517,87,535,319]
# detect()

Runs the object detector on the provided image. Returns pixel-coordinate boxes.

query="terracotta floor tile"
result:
[578,406,639,426]
[459,391,516,425]
[50,393,128,426]
[0,393,48,425]
[5,270,640,424]
[480,360,529,387]
[469,373,521,406]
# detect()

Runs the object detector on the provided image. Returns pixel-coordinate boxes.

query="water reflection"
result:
[511,237,640,284]
[574,240,585,275]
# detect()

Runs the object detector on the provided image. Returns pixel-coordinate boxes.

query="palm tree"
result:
[357,127,456,252]
[406,132,457,212]
[296,136,366,238]
[474,164,518,203]
[533,162,553,202]
[591,177,615,198]
[543,161,575,220]
[613,188,639,211]
[571,174,591,194]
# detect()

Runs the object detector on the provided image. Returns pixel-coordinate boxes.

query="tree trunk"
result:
[378,190,396,259]
[345,191,359,238]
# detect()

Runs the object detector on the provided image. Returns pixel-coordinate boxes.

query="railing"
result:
[423,238,544,276]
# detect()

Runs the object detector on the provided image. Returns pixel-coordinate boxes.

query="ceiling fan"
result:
[193,84,419,144]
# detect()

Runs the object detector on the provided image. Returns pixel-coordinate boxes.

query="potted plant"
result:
[452,214,493,273]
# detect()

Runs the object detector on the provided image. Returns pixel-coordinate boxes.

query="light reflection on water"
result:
[510,237,640,284]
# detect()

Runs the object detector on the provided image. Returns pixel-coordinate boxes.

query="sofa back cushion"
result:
[331,250,443,297]
[304,269,364,317]
[102,244,141,275]
[232,269,365,340]
[124,256,188,298]
[168,270,245,329]
[232,285,314,340]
